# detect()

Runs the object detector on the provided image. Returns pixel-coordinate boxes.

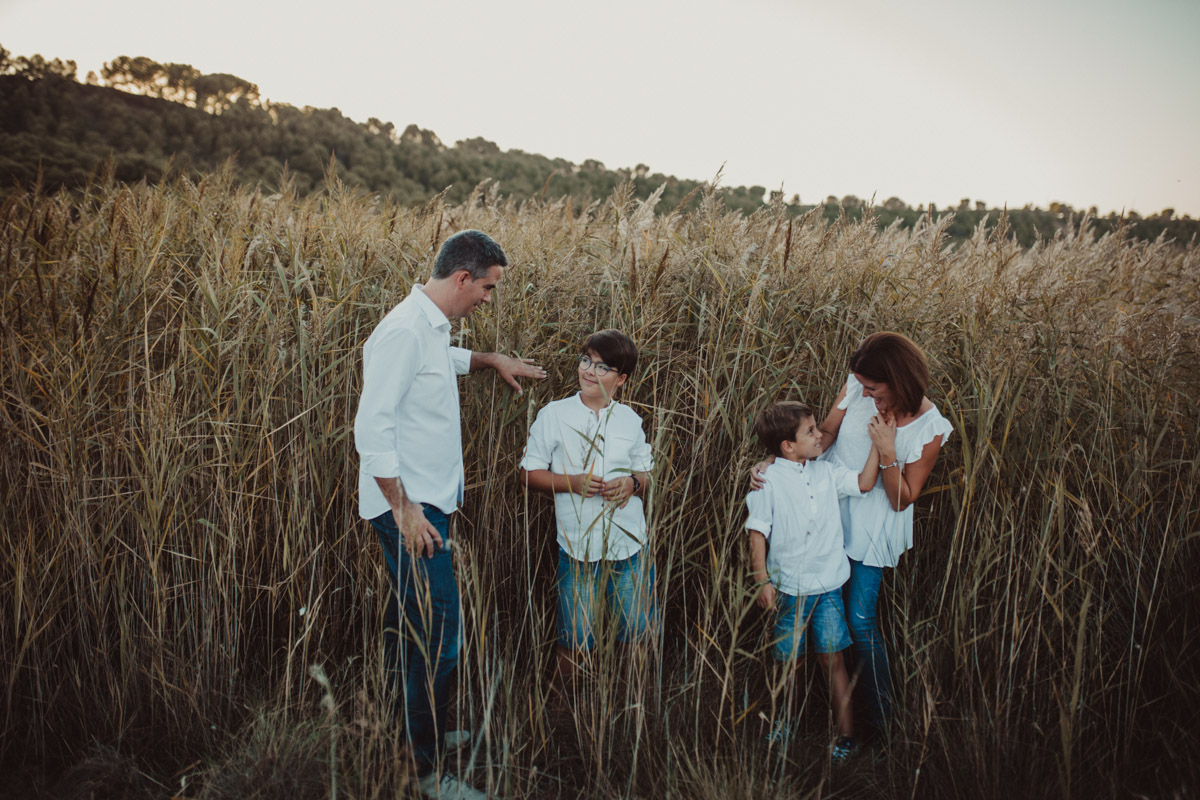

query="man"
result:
[354,229,544,799]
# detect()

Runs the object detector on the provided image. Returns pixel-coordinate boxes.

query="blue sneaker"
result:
[766,719,794,744]
[831,735,857,764]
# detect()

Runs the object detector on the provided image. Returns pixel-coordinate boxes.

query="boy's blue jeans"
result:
[556,546,656,651]
[845,559,892,728]
[371,505,459,777]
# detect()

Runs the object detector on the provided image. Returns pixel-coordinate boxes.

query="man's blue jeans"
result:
[845,559,892,729]
[371,505,459,777]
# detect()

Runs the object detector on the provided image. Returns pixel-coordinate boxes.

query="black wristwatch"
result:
[631,475,641,495]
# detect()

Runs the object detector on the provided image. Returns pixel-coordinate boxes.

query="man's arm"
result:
[356,327,427,546]
[465,350,547,394]
[374,476,442,558]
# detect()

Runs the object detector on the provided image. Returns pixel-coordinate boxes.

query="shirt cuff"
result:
[745,518,772,536]
[450,346,472,375]
[359,452,401,478]
[838,468,865,497]
[518,455,549,471]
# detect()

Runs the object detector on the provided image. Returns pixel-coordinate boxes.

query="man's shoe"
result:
[418,772,488,799]
[444,729,472,750]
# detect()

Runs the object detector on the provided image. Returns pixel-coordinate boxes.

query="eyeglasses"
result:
[577,355,616,376]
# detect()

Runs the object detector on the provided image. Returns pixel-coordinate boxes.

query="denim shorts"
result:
[772,588,852,661]
[556,546,656,651]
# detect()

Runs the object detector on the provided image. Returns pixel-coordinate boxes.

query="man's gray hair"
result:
[432,230,508,279]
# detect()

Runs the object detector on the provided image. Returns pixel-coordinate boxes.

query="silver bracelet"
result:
[880,460,900,470]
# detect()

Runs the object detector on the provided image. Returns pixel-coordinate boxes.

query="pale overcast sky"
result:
[3,0,1198,215]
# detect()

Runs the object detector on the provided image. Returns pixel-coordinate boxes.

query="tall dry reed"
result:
[2,168,1198,798]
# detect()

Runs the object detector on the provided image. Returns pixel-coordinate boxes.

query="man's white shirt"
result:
[354,286,472,519]
[744,459,862,596]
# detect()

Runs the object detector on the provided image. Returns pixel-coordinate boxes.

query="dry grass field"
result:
[2,169,1198,798]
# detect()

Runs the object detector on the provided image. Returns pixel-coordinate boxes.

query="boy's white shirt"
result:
[745,459,862,596]
[520,393,653,562]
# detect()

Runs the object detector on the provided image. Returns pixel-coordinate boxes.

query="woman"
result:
[752,332,952,734]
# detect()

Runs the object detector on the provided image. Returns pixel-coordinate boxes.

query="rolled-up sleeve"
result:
[629,428,653,473]
[355,327,419,478]
[744,482,773,538]
[450,346,473,376]
[519,407,554,472]
[832,464,865,498]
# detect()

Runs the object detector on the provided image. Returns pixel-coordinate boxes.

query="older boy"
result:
[519,329,655,687]
[746,401,887,762]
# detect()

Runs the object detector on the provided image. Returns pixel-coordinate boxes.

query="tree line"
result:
[1,45,1194,247]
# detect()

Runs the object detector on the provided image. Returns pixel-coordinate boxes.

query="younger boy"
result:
[745,401,885,761]
[519,329,655,687]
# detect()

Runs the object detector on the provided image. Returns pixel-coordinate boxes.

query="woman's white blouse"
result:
[824,373,953,568]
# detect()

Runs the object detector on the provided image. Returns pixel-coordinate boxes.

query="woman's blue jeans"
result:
[371,505,459,776]
[845,559,892,728]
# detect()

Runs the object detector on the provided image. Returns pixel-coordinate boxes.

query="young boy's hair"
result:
[582,329,638,376]
[753,401,814,458]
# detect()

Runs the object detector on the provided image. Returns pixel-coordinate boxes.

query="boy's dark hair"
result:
[582,329,638,376]
[753,401,814,458]
[432,230,508,279]
[848,331,929,416]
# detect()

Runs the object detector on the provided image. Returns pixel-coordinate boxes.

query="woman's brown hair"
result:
[849,332,929,416]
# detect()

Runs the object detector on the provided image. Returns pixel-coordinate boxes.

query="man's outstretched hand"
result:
[476,352,547,394]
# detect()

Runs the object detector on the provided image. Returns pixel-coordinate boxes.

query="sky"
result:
[3,0,1198,216]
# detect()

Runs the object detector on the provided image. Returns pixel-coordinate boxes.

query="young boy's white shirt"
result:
[744,459,863,596]
[520,394,653,562]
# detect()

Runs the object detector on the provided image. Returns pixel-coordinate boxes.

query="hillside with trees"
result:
[1,45,1195,247]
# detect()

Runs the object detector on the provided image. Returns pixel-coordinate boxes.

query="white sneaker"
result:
[444,729,472,750]
[417,772,489,800]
